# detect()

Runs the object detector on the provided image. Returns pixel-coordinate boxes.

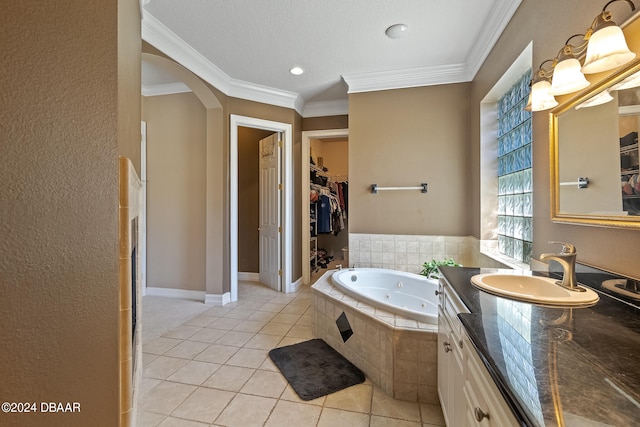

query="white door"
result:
[258,133,281,291]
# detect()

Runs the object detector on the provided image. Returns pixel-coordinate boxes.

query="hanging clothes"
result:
[317,194,332,233]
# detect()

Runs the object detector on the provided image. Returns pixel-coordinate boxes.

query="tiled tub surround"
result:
[311,271,439,404]
[348,234,509,273]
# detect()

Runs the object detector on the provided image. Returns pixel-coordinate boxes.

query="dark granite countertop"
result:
[439,265,640,427]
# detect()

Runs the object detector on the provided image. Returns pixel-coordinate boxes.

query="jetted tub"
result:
[331,268,439,323]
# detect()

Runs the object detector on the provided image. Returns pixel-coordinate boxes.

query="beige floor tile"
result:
[231,320,266,333]
[143,352,159,366]
[143,337,183,355]
[137,409,166,427]
[270,313,302,324]
[279,384,326,406]
[171,387,235,424]
[165,340,210,359]
[324,383,372,413]
[317,408,370,427]
[277,336,309,347]
[202,306,234,317]
[139,381,196,415]
[257,302,287,313]
[225,347,268,368]
[370,415,422,426]
[216,330,255,347]
[163,325,202,340]
[259,322,293,336]
[188,327,227,343]
[258,356,280,372]
[420,403,445,426]
[158,417,209,427]
[247,310,277,322]
[371,387,421,422]
[244,333,282,350]
[239,370,288,398]
[214,393,277,427]
[264,400,322,427]
[297,313,313,326]
[167,360,221,385]
[224,308,254,320]
[183,315,217,327]
[207,317,241,330]
[194,344,238,364]
[269,295,298,304]
[285,324,314,339]
[202,365,255,392]
[234,301,266,311]
[280,303,310,315]
[139,377,162,398]
[144,356,189,380]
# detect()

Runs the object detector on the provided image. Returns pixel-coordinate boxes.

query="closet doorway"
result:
[302,129,349,285]
[231,115,293,301]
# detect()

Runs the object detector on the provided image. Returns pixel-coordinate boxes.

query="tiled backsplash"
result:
[348,234,508,274]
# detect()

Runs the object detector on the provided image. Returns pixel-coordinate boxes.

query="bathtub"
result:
[331,268,439,324]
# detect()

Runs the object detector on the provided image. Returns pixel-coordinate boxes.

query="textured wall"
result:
[0,1,131,425]
[143,93,207,291]
[349,84,472,236]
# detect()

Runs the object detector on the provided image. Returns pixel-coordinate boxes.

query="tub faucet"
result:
[540,242,584,292]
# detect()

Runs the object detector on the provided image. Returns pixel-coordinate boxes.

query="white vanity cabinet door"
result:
[464,335,519,426]
[437,280,467,427]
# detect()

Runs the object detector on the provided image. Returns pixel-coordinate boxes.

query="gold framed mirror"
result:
[550,11,640,228]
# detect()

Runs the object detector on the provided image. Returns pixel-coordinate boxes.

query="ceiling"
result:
[141,0,522,117]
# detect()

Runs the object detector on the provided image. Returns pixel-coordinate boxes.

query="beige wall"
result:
[143,93,207,291]
[0,1,139,425]
[349,84,472,236]
[303,115,349,131]
[471,0,640,278]
[238,127,275,272]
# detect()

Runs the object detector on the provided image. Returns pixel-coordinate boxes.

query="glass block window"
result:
[497,71,533,263]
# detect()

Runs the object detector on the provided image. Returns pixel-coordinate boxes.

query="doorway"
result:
[230,115,293,301]
[302,129,349,284]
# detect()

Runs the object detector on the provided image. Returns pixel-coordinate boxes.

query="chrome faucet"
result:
[540,242,584,292]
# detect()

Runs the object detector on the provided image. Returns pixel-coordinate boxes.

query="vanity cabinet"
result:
[438,279,467,427]
[438,279,518,427]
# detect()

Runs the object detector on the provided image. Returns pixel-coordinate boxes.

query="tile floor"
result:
[137,278,446,427]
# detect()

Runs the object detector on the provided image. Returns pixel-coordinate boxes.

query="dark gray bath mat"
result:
[268,338,365,400]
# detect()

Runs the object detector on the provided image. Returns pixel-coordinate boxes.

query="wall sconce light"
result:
[549,35,591,95]
[525,60,559,111]
[582,0,636,74]
[526,0,636,112]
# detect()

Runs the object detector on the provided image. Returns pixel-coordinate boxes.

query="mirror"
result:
[551,13,640,228]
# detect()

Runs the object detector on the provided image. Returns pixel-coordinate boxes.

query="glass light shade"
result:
[611,70,640,90]
[529,80,558,111]
[549,58,591,95]
[575,90,614,109]
[582,25,636,74]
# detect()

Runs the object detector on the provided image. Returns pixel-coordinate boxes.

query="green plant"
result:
[420,258,460,279]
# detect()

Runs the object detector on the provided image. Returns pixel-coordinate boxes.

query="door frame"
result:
[230,115,293,301]
[301,128,349,285]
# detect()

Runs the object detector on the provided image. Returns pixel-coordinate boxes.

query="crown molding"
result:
[142,10,302,114]
[343,63,468,94]
[464,0,523,79]
[302,99,349,117]
[142,82,192,97]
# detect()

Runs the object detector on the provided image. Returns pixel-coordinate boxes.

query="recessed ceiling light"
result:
[385,23,408,39]
[290,67,304,75]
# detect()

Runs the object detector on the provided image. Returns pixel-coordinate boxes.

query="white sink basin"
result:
[470,274,600,306]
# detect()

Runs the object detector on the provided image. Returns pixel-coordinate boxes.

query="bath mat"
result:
[268,338,365,401]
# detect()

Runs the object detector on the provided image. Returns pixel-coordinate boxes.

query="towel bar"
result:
[371,183,428,194]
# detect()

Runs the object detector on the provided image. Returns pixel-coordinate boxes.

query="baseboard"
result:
[287,276,303,293]
[238,272,259,281]
[145,287,205,301]
[205,292,231,306]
